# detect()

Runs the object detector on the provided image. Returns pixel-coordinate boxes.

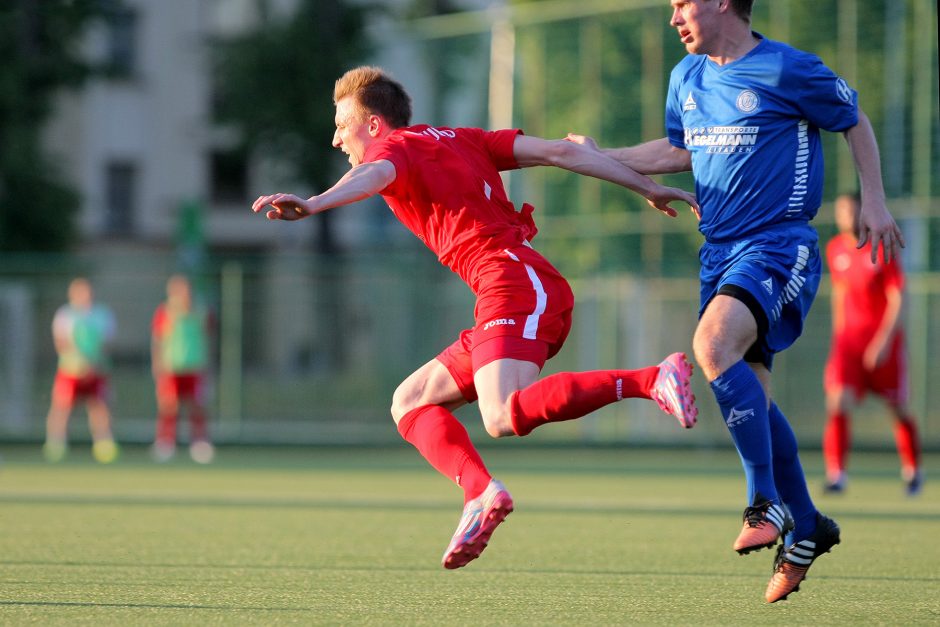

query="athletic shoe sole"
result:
[651,352,698,428]
[733,498,794,555]
[734,523,784,555]
[765,514,841,602]
[442,483,514,569]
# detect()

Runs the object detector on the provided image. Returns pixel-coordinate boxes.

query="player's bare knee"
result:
[483,419,514,438]
[390,386,414,425]
[692,329,723,380]
[480,405,515,438]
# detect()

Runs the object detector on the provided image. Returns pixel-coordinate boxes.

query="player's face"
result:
[834,196,860,237]
[167,276,192,310]
[332,97,376,167]
[68,279,93,310]
[670,0,722,55]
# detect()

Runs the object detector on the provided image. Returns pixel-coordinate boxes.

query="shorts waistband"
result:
[704,220,812,245]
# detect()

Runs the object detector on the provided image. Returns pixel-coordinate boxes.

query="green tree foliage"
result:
[487,0,936,276]
[403,0,482,125]
[0,0,102,251]
[212,0,370,254]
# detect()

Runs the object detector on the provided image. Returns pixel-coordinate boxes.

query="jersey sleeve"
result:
[881,253,905,291]
[152,305,168,337]
[825,237,837,272]
[665,69,685,149]
[363,138,409,196]
[479,128,523,171]
[52,307,71,340]
[792,53,858,133]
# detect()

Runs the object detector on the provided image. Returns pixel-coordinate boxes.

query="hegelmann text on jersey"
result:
[483,318,516,331]
[684,126,759,154]
[405,126,457,141]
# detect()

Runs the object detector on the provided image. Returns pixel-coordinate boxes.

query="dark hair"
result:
[727,0,754,20]
[333,66,412,128]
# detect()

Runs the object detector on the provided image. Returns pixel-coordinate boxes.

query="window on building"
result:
[104,161,137,235]
[103,3,138,78]
[210,148,248,205]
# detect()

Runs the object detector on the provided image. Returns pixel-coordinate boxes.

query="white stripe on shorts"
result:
[504,249,547,340]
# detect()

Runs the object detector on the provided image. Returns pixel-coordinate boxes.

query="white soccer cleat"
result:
[189,440,215,464]
[441,479,514,569]
[650,352,699,428]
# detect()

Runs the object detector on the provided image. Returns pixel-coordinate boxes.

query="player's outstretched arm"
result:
[251,160,396,221]
[566,135,691,176]
[843,109,905,263]
[513,135,698,218]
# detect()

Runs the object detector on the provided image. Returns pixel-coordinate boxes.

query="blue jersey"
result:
[666,34,858,242]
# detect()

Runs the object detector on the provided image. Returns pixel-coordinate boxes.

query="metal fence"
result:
[1,241,938,449]
[1,0,937,450]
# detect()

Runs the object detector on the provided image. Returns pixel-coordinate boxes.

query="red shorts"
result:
[52,371,109,406]
[437,245,574,402]
[156,373,206,403]
[824,334,908,405]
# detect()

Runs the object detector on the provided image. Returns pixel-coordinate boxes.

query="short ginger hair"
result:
[333,66,412,128]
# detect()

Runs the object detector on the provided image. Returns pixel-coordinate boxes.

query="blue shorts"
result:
[699,223,821,369]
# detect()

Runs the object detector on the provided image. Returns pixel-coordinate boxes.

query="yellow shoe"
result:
[92,439,119,464]
[43,440,67,463]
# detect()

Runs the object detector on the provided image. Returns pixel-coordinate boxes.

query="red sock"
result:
[190,407,209,442]
[156,411,177,444]
[510,367,658,436]
[894,415,921,473]
[397,405,492,503]
[823,411,849,478]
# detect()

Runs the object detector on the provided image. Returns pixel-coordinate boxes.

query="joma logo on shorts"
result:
[483,318,516,331]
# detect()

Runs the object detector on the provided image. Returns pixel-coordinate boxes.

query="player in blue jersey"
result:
[570,0,904,603]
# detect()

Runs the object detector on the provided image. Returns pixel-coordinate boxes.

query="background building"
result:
[1,0,937,449]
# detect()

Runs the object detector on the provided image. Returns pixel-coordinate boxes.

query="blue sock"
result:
[768,402,818,542]
[710,360,778,504]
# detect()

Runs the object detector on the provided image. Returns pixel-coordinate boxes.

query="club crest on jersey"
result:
[833,253,851,272]
[683,92,697,111]
[736,89,760,113]
[835,78,853,103]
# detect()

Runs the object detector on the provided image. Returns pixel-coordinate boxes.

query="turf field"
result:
[0,444,937,625]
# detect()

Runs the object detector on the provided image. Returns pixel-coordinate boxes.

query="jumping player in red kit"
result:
[252,66,700,569]
[823,193,922,495]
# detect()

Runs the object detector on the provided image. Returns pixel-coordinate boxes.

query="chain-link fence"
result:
[1,0,937,449]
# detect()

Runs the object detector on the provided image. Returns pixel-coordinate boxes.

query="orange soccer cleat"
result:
[765,513,841,602]
[733,494,794,555]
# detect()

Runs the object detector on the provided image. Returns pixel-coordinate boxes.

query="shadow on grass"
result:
[0,493,937,523]
[0,599,305,612]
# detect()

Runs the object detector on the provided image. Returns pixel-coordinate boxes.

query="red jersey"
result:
[363,125,538,293]
[826,233,904,338]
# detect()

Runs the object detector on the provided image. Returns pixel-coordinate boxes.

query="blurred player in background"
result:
[253,66,700,570]
[570,0,904,603]
[43,277,119,464]
[823,193,922,496]
[151,274,215,464]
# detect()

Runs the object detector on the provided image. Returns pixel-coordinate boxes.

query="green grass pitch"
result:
[0,445,937,625]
